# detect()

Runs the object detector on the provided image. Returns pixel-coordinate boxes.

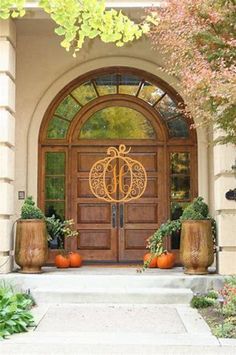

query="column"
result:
[0,19,16,273]
[213,132,236,274]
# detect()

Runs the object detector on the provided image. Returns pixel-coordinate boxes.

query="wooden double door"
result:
[69,143,165,262]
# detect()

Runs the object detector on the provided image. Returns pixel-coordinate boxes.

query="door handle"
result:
[112,204,117,228]
[120,204,124,228]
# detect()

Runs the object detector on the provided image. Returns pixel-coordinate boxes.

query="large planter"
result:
[15,219,48,273]
[180,220,214,275]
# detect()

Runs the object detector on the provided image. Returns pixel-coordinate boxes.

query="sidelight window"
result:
[44,152,66,220]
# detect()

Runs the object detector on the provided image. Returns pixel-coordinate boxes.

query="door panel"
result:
[78,204,111,223]
[79,230,111,249]
[118,145,162,261]
[70,144,164,263]
[78,153,106,172]
[125,204,158,223]
[71,147,118,261]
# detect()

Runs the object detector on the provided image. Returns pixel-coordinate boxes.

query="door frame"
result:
[38,67,198,264]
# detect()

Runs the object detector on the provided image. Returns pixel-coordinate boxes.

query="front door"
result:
[70,144,165,262]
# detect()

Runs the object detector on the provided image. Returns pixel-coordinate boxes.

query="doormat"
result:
[85,264,142,268]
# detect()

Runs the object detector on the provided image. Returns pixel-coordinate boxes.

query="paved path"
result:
[0,303,236,354]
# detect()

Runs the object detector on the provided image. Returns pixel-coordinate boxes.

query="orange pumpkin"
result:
[143,253,158,268]
[55,254,70,268]
[68,252,82,267]
[157,252,175,269]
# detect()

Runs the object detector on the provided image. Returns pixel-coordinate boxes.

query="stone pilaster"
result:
[213,134,236,275]
[0,19,16,273]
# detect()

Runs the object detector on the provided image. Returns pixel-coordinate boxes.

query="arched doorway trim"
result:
[28,56,205,201]
[37,66,198,263]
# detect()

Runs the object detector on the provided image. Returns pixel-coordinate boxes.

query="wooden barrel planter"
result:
[180,220,214,275]
[15,219,48,273]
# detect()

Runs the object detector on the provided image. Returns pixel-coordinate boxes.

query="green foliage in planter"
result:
[21,196,44,220]
[191,292,218,309]
[45,215,79,249]
[0,283,35,340]
[180,197,209,220]
[180,197,217,242]
[147,219,181,256]
[146,197,216,267]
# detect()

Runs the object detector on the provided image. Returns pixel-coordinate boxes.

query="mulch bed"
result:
[199,307,236,338]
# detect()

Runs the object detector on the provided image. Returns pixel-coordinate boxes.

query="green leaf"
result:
[55,26,66,36]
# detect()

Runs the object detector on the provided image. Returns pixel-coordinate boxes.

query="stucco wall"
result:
[0,19,16,272]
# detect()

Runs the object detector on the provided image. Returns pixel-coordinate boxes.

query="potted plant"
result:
[180,197,215,275]
[45,215,81,268]
[145,197,215,274]
[15,196,48,273]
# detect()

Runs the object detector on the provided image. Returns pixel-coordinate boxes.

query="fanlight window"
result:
[79,107,156,139]
[45,72,189,140]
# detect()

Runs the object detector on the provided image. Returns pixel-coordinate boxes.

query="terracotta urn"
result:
[180,220,214,275]
[15,219,48,273]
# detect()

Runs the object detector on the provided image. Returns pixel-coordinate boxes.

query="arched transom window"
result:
[42,69,191,142]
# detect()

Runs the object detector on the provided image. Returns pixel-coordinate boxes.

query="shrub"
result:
[219,278,236,317]
[181,197,209,220]
[213,322,236,339]
[207,290,218,300]
[0,283,35,340]
[21,196,44,220]
[146,196,215,262]
[191,296,216,309]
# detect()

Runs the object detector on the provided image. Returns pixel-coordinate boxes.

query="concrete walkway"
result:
[0,302,236,354]
[0,267,235,354]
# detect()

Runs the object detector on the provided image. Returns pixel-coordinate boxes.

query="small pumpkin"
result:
[55,254,70,268]
[68,252,82,267]
[157,251,175,269]
[143,253,158,268]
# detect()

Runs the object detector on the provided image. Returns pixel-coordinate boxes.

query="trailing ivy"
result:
[147,197,216,262]
[0,283,35,340]
[147,219,181,256]
[0,0,156,55]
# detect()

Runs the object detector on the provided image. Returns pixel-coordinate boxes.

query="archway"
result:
[38,67,197,263]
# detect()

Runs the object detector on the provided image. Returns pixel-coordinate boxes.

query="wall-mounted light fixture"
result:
[225,158,236,201]
[232,158,236,176]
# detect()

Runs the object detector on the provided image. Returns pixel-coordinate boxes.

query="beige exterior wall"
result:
[0,15,234,274]
[0,19,16,273]
[213,131,236,275]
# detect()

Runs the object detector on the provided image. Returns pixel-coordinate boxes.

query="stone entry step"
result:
[1,267,224,305]
[2,267,223,293]
[31,286,193,304]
